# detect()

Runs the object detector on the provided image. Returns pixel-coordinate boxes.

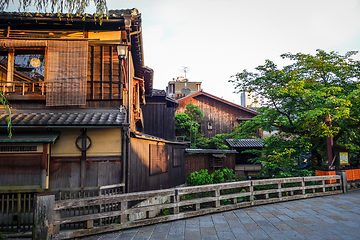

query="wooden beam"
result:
[110,46,113,99]
[100,46,104,100]
[7,48,14,84]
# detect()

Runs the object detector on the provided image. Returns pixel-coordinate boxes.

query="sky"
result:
[6,0,360,104]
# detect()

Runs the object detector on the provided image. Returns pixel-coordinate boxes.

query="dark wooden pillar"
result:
[80,129,87,187]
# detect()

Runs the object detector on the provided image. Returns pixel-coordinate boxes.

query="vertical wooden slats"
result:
[0,192,34,233]
[90,46,94,100]
[100,46,104,100]
[87,44,123,101]
[109,46,113,99]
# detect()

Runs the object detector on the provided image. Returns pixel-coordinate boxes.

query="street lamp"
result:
[117,45,128,60]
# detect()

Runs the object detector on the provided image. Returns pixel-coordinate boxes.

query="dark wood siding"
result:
[177,95,257,138]
[129,138,185,193]
[141,102,176,140]
[0,154,42,186]
[185,153,235,178]
[49,157,122,188]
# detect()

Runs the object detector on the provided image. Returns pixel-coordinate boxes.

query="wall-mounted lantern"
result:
[117,45,128,60]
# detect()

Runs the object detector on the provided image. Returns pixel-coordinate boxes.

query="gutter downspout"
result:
[121,123,130,192]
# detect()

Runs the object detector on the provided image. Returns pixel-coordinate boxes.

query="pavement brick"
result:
[185,230,201,240]
[80,189,360,240]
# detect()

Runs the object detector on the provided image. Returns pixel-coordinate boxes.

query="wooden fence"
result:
[0,183,124,235]
[50,175,342,240]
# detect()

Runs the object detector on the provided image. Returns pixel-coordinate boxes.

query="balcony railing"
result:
[0,80,45,96]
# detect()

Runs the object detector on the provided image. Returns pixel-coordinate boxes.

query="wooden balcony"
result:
[0,80,46,100]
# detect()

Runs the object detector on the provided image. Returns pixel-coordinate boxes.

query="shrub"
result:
[187,169,213,186]
[222,168,235,181]
[211,170,225,184]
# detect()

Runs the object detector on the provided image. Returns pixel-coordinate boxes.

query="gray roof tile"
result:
[0,110,126,127]
[226,139,263,148]
[185,149,238,154]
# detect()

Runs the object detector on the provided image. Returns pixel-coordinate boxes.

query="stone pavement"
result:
[81,189,360,240]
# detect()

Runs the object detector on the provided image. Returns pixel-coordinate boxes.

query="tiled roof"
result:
[226,139,263,148]
[185,149,238,154]
[131,131,186,145]
[0,110,126,127]
[0,9,139,20]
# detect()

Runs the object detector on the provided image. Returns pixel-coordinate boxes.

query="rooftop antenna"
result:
[180,66,189,80]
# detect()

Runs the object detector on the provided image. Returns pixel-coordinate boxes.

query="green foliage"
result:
[186,168,235,186]
[187,169,213,186]
[237,189,247,202]
[0,92,11,138]
[230,49,360,169]
[184,102,203,122]
[175,111,202,147]
[0,0,108,21]
[195,133,230,150]
[160,200,171,215]
[222,168,235,181]
[211,170,224,184]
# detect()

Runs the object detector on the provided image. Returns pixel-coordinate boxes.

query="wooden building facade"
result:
[0,9,186,193]
[185,149,237,178]
[176,92,259,138]
[141,89,178,141]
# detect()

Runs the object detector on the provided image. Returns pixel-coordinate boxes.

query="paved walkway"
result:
[82,189,360,240]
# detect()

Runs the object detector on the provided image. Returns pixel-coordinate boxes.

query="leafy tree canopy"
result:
[184,101,203,122]
[0,0,107,17]
[230,49,360,169]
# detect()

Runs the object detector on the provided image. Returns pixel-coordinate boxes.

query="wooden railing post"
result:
[32,192,55,240]
[171,189,179,214]
[246,182,254,205]
[321,180,326,192]
[120,201,128,224]
[277,183,282,200]
[212,190,220,208]
[299,179,305,195]
[337,171,347,193]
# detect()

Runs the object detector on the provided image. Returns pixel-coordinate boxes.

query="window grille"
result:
[0,146,37,152]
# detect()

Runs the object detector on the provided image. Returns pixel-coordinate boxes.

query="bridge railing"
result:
[44,175,342,240]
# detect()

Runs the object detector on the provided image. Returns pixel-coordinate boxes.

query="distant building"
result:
[240,91,262,108]
[166,76,202,99]
[176,91,259,139]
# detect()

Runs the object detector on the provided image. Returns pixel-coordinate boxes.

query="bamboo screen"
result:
[46,40,88,106]
[0,39,47,48]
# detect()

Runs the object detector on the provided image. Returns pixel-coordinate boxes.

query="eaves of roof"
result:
[131,131,187,145]
[185,149,238,154]
[0,9,139,21]
[226,139,264,148]
[0,109,126,127]
[177,92,258,116]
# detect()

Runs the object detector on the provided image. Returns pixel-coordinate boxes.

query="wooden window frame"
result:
[149,144,168,175]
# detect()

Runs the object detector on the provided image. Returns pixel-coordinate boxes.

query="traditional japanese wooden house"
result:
[176,91,259,138]
[0,9,185,194]
[185,149,237,177]
[141,89,178,140]
[226,139,263,178]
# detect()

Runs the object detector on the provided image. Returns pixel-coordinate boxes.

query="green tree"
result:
[1,93,12,138]
[175,112,201,146]
[230,49,360,169]
[184,102,203,147]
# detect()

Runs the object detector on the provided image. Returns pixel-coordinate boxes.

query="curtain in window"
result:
[46,40,88,106]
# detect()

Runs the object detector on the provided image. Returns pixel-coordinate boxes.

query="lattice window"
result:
[149,144,168,175]
[46,40,88,106]
[173,147,182,167]
[0,146,37,152]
